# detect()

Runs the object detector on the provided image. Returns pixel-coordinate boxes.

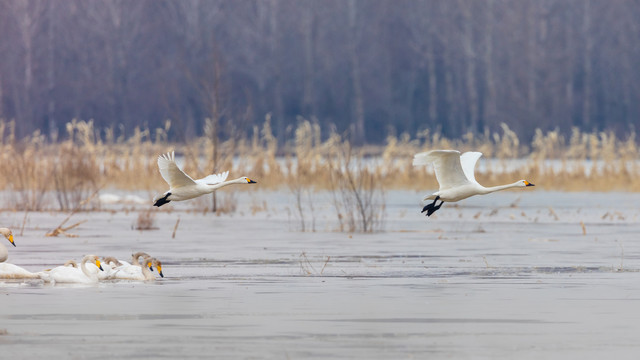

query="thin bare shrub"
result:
[326,134,386,233]
[287,119,320,231]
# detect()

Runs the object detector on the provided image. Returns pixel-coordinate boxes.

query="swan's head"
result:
[0,228,15,247]
[95,258,104,271]
[241,177,257,184]
[519,180,535,187]
[143,256,153,271]
[154,259,164,278]
[144,257,164,278]
[86,255,104,271]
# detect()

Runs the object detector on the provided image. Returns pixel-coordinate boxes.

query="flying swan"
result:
[0,227,40,279]
[153,151,257,207]
[413,150,535,217]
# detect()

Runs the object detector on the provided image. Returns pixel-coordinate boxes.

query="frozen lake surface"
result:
[2,190,640,358]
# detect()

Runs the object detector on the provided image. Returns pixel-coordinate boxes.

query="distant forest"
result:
[1,0,639,144]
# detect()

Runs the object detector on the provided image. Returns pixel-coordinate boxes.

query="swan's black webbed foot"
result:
[421,203,432,213]
[421,196,443,217]
[153,193,171,207]
[427,201,444,216]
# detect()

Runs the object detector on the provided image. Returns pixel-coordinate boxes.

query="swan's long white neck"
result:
[80,256,98,280]
[207,177,246,191]
[480,181,523,194]
[140,257,154,280]
[0,230,12,263]
[131,252,149,266]
[0,243,7,263]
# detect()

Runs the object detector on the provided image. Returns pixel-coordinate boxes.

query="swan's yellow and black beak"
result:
[524,181,535,187]
[8,234,15,247]
[147,260,154,272]
[157,263,164,278]
[95,259,104,271]
[247,178,257,184]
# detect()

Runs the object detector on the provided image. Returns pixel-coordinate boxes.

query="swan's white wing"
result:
[157,151,196,188]
[195,170,229,185]
[413,150,470,190]
[459,151,483,184]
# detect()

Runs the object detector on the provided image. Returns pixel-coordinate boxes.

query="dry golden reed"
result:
[0,118,638,211]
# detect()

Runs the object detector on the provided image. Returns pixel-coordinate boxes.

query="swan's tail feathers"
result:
[422,194,438,201]
[36,271,52,282]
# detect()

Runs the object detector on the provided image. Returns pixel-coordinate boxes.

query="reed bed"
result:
[0,118,638,212]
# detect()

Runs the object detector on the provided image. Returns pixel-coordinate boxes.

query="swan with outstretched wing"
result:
[153,151,257,207]
[413,150,534,217]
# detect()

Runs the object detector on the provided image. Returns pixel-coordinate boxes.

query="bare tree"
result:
[1,1,640,142]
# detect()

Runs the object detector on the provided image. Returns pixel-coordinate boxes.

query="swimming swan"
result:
[153,151,257,207]
[104,252,148,280]
[112,256,163,280]
[0,227,16,263]
[84,256,121,280]
[47,255,104,284]
[37,259,80,281]
[413,150,535,217]
[0,228,40,279]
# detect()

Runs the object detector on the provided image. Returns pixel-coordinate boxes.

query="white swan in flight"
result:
[0,228,40,279]
[153,151,257,207]
[413,150,535,217]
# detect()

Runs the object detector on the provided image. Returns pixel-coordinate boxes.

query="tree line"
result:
[1,0,638,144]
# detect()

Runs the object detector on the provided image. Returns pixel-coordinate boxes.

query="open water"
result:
[1,190,640,359]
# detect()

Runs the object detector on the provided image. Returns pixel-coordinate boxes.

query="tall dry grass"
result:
[0,118,639,212]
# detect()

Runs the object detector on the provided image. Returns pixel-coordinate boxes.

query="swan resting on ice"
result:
[413,150,535,217]
[153,151,257,207]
